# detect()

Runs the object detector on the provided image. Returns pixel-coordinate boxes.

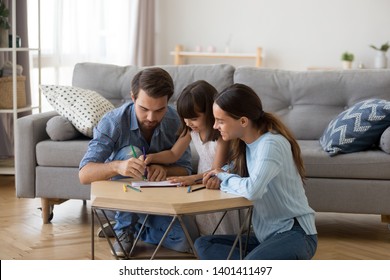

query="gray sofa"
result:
[16,62,390,227]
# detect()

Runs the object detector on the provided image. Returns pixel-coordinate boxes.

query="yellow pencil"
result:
[123,184,127,192]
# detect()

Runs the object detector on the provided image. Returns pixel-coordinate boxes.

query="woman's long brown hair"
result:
[214,83,306,182]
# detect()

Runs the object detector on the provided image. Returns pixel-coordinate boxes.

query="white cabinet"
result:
[0,0,41,175]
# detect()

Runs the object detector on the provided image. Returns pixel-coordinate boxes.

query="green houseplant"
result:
[370,42,390,52]
[341,51,354,69]
[0,0,10,48]
[370,42,389,69]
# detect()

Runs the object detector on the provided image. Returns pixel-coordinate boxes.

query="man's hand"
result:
[147,164,167,181]
[117,157,146,180]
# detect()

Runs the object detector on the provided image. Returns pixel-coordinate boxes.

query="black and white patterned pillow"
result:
[41,85,115,137]
[319,99,390,156]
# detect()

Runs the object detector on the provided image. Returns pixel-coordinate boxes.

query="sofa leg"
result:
[381,214,390,229]
[41,198,51,224]
[381,215,390,223]
[40,198,68,224]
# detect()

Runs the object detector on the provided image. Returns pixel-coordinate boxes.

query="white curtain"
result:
[29,0,155,83]
[0,0,155,156]
[130,0,155,66]
[29,0,155,108]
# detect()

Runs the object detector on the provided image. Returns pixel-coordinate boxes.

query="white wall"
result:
[156,0,390,70]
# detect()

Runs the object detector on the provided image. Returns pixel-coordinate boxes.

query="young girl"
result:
[196,83,318,260]
[143,80,240,235]
[143,80,229,186]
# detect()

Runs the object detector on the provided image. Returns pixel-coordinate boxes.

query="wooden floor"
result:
[1,175,389,260]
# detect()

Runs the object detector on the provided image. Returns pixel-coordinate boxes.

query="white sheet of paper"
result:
[131,180,181,188]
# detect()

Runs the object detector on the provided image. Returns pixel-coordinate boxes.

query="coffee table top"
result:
[91,180,252,215]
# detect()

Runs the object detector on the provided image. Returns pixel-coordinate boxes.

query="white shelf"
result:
[0,47,39,52]
[170,45,263,67]
[169,51,258,58]
[0,0,41,176]
[0,105,40,114]
[0,166,14,175]
[0,157,15,175]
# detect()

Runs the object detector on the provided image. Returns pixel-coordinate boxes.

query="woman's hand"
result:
[203,169,223,189]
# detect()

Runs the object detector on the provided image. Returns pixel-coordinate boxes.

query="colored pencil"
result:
[142,146,148,180]
[130,145,137,158]
[191,186,206,192]
[126,184,142,192]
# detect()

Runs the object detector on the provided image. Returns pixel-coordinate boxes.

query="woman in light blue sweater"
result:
[194,83,318,260]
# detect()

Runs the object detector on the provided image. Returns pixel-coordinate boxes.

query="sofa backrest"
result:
[234,68,390,140]
[157,64,235,106]
[72,62,138,107]
[73,63,390,140]
[72,62,235,107]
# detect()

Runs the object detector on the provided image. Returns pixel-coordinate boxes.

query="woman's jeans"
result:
[194,219,318,259]
[111,146,199,253]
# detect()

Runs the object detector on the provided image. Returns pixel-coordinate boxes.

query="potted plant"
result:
[370,42,389,69]
[341,51,354,69]
[0,0,10,48]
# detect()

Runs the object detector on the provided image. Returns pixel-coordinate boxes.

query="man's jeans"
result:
[111,146,198,253]
[194,219,318,259]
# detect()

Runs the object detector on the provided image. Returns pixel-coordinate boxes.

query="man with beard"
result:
[79,67,193,257]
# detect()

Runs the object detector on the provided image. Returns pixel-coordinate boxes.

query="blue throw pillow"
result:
[320,99,390,156]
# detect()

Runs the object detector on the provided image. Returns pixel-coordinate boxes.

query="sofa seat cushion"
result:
[299,140,390,180]
[36,140,89,167]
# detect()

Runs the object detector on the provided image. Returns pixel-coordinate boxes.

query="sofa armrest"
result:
[15,111,58,198]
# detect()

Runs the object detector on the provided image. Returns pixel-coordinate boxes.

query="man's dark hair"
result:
[131,67,174,100]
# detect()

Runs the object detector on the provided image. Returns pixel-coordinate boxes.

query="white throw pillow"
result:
[379,126,390,154]
[41,85,115,137]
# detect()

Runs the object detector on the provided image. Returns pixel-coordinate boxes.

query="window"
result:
[28,0,137,111]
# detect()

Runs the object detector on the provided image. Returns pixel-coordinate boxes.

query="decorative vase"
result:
[374,51,388,69]
[342,60,352,70]
[0,28,8,48]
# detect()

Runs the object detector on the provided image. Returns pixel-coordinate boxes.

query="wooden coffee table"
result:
[91,179,253,260]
